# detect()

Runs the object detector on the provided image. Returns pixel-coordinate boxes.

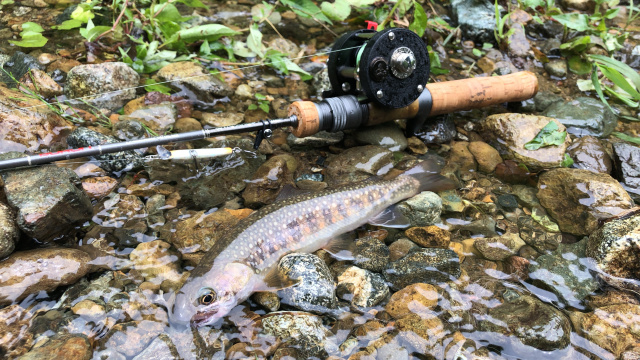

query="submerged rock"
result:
[0,203,18,259]
[517,215,561,253]
[414,116,457,144]
[529,239,599,308]
[336,266,389,308]
[481,113,570,171]
[385,283,439,319]
[67,127,145,173]
[478,292,571,352]
[19,68,64,98]
[325,145,393,187]
[131,334,180,360]
[353,236,390,272]
[542,97,616,138]
[129,240,182,285]
[354,122,408,151]
[65,62,139,111]
[0,248,92,305]
[17,334,92,360]
[243,155,296,207]
[612,142,640,198]
[396,191,443,227]
[474,232,526,261]
[384,248,461,290]
[537,168,634,235]
[570,304,640,358]
[567,135,613,174]
[156,62,232,103]
[101,320,165,358]
[277,253,338,313]
[0,304,34,358]
[286,130,344,149]
[1,156,92,242]
[586,214,640,293]
[260,311,332,359]
[0,86,73,153]
[468,141,503,173]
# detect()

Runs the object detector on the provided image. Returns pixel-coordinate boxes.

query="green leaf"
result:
[589,54,640,91]
[482,43,493,50]
[321,0,351,21]
[255,93,267,100]
[248,104,258,110]
[79,20,111,41]
[247,24,265,58]
[171,24,240,44]
[153,3,186,22]
[524,121,567,150]
[568,55,591,75]
[259,102,270,113]
[560,153,574,168]
[8,32,48,47]
[552,13,590,31]
[409,1,428,37]
[21,22,44,33]
[599,65,640,100]
[233,41,257,58]
[346,0,377,5]
[280,0,332,24]
[53,19,83,30]
[71,5,95,23]
[560,35,591,53]
[612,132,640,144]
[472,48,483,57]
[175,0,206,8]
[144,79,173,94]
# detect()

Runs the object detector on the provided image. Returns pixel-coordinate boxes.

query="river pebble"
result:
[260,311,332,359]
[567,135,613,174]
[543,97,617,138]
[336,266,389,308]
[352,236,389,272]
[156,62,232,103]
[354,122,408,151]
[612,141,640,199]
[396,191,443,227]
[384,248,461,290]
[474,232,526,261]
[0,202,18,258]
[17,334,92,360]
[405,226,451,248]
[65,62,139,111]
[67,128,145,173]
[385,283,439,319]
[277,253,338,313]
[325,145,393,186]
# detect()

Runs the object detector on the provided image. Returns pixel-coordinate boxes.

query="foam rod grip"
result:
[426,71,538,116]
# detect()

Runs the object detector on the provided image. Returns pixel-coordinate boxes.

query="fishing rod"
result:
[0,27,538,171]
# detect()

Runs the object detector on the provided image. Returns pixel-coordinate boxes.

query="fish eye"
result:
[199,290,216,305]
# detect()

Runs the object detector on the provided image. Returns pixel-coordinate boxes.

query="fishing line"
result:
[6,45,362,114]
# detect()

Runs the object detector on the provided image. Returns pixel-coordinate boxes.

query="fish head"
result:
[169,262,254,327]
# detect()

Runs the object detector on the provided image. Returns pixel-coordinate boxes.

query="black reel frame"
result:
[324,27,430,109]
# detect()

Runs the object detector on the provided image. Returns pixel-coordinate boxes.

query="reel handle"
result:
[289,71,538,137]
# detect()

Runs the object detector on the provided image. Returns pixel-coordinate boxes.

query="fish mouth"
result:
[191,308,220,327]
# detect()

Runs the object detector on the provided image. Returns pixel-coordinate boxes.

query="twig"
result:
[95,0,130,41]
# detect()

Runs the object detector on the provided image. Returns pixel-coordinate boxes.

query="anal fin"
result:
[368,204,411,228]
[323,233,356,260]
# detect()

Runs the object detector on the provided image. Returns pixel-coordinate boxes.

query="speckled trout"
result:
[169,160,455,327]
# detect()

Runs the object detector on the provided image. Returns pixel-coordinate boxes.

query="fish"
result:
[168,159,455,327]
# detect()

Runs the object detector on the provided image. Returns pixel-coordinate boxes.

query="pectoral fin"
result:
[323,233,356,260]
[261,266,300,291]
[368,204,411,228]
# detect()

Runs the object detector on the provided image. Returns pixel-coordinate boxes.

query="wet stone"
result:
[168,209,240,259]
[1,156,92,242]
[405,226,451,248]
[336,266,389,308]
[67,127,144,173]
[385,283,439,319]
[0,304,34,358]
[497,194,518,211]
[277,253,338,313]
[612,142,640,199]
[113,119,147,141]
[533,91,563,112]
[65,62,139,111]
[570,304,640,358]
[450,0,495,43]
[388,238,418,262]
[414,115,457,144]
[252,291,281,312]
[243,155,296,207]
[517,215,561,253]
[200,112,244,127]
[468,141,503,173]
[474,232,526,261]
[537,168,634,236]
[395,313,447,356]
[156,62,232,103]
[529,239,599,308]
[396,191,443,227]
[544,59,567,78]
[586,214,640,293]
[325,145,393,187]
[354,122,408,152]
[0,202,18,258]
[19,68,63,98]
[481,113,570,171]
[101,320,165,358]
[0,248,92,306]
[129,240,182,285]
[0,51,44,87]
[543,97,617,138]
[260,311,332,359]
[124,103,178,133]
[353,236,390,272]
[384,248,461,291]
[478,292,571,352]
[17,334,92,360]
[131,334,180,360]
[567,135,613,174]
[286,130,344,149]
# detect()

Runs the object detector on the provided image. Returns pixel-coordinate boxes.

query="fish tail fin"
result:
[402,160,457,193]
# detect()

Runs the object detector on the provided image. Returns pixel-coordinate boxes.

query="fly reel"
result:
[324,28,430,109]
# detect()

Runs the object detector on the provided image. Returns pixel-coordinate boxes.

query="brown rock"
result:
[156,62,232,103]
[503,255,530,280]
[82,176,118,199]
[71,299,106,319]
[243,155,296,207]
[385,283,439,319]
[169,209,240,258]
[477,57,495,73]
[395,313,446,354]
[388,238,418,261]
[449,242,465,262]
[447,141,477,177]
[174,117,202,133]
[123,96,145,115]
[46,58,81,73]
[567,135,612,174]
[481,114,570,172]
[537,168,634,235]
[102,320,165,358]
[474,232,526,261]
[200,112,244,127]
[18,334,92,360]
[126,182,174,197]
[0,248,92,305]
[570,304,640,358]
[0,305,33,358]
[407,136,428,154]
[19,69,63,98]
[405,226,451,248]
[0,87,73,153]
[468,141,503,173]
[129,240,182,284]
[586,289,640,309]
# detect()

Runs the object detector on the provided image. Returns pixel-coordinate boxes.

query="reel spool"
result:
[325,28,430,109]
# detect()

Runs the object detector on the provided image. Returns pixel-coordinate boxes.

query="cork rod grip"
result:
[426,71,538,116]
